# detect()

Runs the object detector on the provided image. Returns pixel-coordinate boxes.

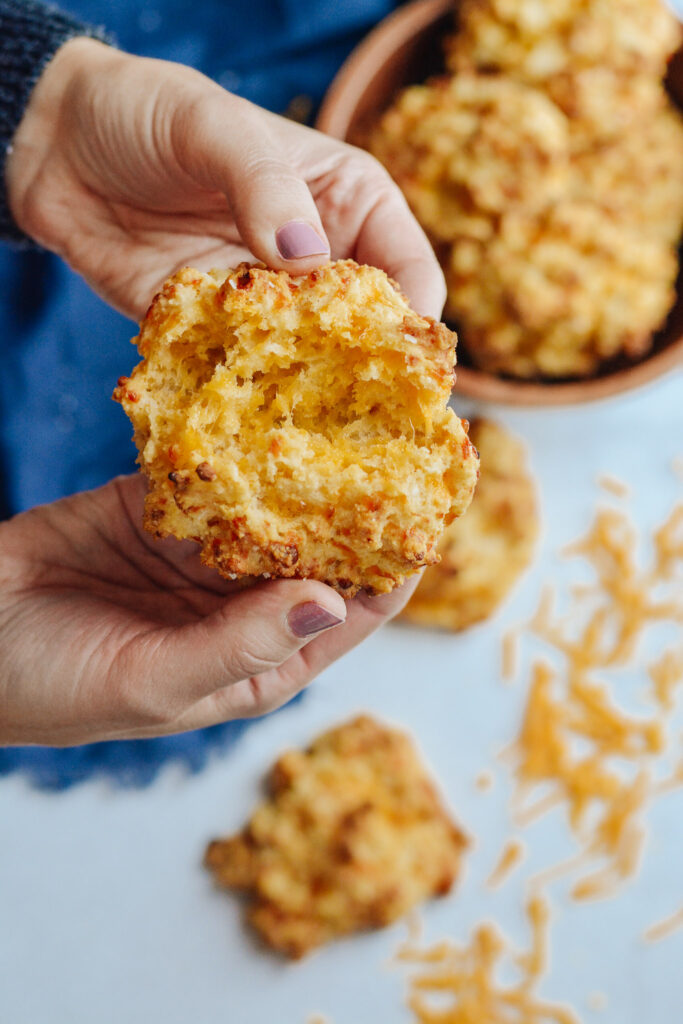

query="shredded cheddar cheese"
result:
[648,647,683,711]
[487,838,526,889]
[507,498,683,899]
[502,627,521,682]
[397,895,580,1024]
[643,903,683,943]
[597,475,630,499]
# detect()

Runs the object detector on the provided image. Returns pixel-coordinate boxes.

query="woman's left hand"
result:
[6,37,445,321]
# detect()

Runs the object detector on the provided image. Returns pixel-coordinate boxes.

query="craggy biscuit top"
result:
[446,199,678,378]
[204,715,467,958]
[447,0,681,88]
[450,0,681,72]
[114,260,479,595]
[370,73,570,240]
[446,0,682,147]
[369,0,683,379]
[571,103,683,246]
[402,418,538,631]
[445,0,681,149]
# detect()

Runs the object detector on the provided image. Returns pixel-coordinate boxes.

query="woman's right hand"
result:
[0,475,417,747]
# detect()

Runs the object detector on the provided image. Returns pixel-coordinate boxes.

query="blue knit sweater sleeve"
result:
[0,0,110,246]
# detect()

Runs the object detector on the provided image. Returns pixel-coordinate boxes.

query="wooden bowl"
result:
[317,0,683,406]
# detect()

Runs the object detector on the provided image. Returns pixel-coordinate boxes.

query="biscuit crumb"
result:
[586,991,608,1012]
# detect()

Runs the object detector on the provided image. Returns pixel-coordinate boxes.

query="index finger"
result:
[353,179,447,320]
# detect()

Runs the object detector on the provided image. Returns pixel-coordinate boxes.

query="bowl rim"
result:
[316,0,683,407]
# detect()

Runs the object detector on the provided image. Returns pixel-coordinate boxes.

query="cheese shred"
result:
[487,838,526,889]
[397,895,579,1024]
[643,903,683,943]
[507,498,683,898]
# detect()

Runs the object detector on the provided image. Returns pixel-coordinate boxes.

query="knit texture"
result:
[0,0,110,245]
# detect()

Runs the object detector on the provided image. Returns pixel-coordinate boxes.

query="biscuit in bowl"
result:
[449,0,680,78]
[401,419,538,631]
[204,714,468,958]
[445,200,677,378]
[369,72,570,242]
[114,260,479,596]
[572,102,683,246]
[447,0,681,142]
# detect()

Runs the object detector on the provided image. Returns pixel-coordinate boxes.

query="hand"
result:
[0,475,417,746]
[6,38,445,321]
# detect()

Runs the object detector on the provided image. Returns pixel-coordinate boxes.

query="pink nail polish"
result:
[288,602,344,638]
[276,221,329,260]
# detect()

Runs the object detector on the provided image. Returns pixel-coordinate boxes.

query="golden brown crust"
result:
[204,715,468,958]
[449,0,681,75]
[114,261,479,595]
[401,419,538,631]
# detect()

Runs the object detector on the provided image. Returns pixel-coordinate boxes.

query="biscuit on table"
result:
[401,419,538,631]
[204,715,468,958]
[114,260,479,596]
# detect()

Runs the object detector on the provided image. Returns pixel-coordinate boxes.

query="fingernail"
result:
[288,602,344,638]
[276,221,329,260]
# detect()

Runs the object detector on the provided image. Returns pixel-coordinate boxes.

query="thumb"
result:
[178,90,330,272]
[131,579,346,715]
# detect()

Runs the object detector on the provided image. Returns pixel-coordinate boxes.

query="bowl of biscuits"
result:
[317,0,683,405]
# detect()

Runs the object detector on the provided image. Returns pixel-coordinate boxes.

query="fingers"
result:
[297,138,446,319]
[177,92,330,273]
[168,575,422,732]
[120,579,346,718]
[351,160,447,320]
[174,87,444,318]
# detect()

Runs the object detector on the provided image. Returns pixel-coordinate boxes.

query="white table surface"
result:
[1,371,682,1024]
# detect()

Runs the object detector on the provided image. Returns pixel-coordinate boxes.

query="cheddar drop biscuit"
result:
[449,0,680,79]
[114,261,479,596]
[447,0,681,143]
[369,73,569,243]
[446,201,677,378]
[205,715,467,958]
[402,419,538,631]
[572,103,683,246]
